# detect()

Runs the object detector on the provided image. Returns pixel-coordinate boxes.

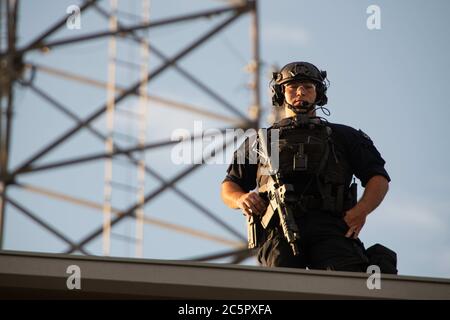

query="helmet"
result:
[271,61,329,107]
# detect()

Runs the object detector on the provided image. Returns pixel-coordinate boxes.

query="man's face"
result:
[283,80,317,108]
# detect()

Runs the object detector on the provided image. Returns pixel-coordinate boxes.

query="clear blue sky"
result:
[4,0,450,279]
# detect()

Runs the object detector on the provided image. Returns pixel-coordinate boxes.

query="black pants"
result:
[257,211,370,272]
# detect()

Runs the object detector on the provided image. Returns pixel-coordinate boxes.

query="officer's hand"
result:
[236,192,268,217]
[343,209,368,239]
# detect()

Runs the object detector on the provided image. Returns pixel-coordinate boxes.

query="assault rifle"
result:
[247,129,300,256]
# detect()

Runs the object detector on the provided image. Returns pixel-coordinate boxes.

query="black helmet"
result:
[271,61,329,107]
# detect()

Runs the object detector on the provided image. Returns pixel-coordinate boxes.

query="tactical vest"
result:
[256,117,351,216]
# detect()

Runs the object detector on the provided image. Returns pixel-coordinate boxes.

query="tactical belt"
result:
[294,195,353,216]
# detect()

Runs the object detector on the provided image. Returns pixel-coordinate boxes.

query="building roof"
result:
[1,250,449,299]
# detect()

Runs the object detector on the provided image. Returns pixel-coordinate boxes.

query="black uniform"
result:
[223,118,391,272]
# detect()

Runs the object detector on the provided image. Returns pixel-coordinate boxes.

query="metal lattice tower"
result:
[102,0,151,258]
[0,0,261,263]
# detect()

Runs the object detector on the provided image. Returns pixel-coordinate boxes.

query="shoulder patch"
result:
[358,129,372,141]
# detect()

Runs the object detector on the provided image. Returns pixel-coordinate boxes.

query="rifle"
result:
[247,129,300,256]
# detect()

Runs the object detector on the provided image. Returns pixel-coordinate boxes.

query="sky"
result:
[3,0,450,279]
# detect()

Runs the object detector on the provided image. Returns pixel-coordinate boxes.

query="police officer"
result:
[221,61,393,273]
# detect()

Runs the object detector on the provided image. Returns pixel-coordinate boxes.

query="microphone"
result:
[300,101,311,109]
[299,101,315,113]
[286,100,316,117]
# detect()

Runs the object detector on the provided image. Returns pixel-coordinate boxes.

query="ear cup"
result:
[271,83,284,107]
[315,79,328,106]
[270,72,285,107]
[316,89,328,106]
[315,69,328,106]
